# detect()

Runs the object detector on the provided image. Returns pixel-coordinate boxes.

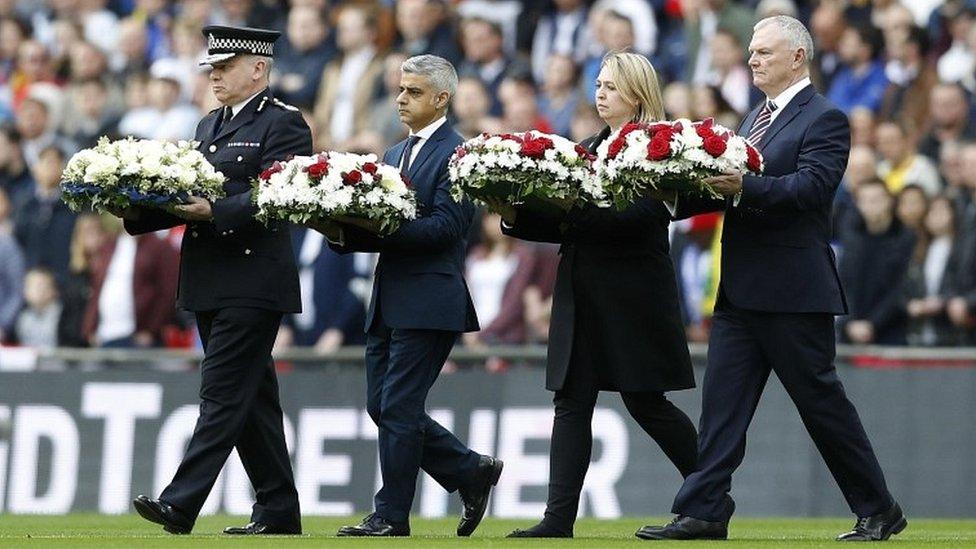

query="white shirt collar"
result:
[410,116,447,140]
[766,76,812,112]
[228,89,265,119]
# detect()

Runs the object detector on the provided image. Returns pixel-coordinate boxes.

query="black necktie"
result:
[747,100,778,146]
[399,135,421,172]
[214,106,232,136]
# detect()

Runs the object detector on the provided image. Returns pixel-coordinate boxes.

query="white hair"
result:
[755,15,815,63]
[401,54,458,98]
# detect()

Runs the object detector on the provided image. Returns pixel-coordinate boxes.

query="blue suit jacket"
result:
[677,84,849,314]
[329,121,480,333]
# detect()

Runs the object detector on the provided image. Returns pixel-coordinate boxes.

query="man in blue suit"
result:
[317,54,502,537]
[637,17,905,542]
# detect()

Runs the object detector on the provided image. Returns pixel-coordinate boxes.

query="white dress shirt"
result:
[402,116,448,170]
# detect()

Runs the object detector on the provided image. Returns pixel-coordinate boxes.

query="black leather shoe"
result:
[336,513,410,537]
[507,522,573,538]
[837,503,907,541]
[223,521,302,535]
[457,455,504,536]
[635,516,728,540]
[132,495,193,535]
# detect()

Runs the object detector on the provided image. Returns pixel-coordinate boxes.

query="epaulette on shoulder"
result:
[270,97,300,112]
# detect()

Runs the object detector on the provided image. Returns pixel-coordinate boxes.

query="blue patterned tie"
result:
[399,135,422,172]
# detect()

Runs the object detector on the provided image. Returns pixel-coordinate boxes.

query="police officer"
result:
[119,26,311,535]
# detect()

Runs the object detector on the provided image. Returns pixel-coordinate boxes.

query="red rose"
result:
[342,170,362,185]
[454,146,467,159]
[362,162,378,175]
[575,143,589,157]
[646,136,672,161]
[746,145,762,172]
[607,136,626,159]
[647,122,672,136]
[620,122,643,138]
[696,124,715,139]
[521,138,548,159]
[306,161,329,179]
[702,135,727,157]
[259,160,285,180]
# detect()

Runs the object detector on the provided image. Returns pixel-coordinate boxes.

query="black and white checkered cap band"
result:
[207,34,274,56]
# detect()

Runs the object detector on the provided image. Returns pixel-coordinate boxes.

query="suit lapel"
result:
[756,85,816,149]
[407,121,452,180]
[584,126,613,154]
[197,110,220,151]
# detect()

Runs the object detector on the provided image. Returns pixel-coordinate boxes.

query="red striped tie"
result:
[746,100,778,146]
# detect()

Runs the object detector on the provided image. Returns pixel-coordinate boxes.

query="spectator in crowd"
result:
[904,195,966,346]
[591,0,656,58]
[118,58,199,140]
[839,178,916,345]
[10,40,57,108]
[828,23,888,114]
[662,81,693,120]
[875,120,941,196]
[14,266,62,349]
[312,4,382,150]
[58,213,109,348]
[458,16,522,116]
[685,0,754,85]
[0,188,24,343]
[82,221,179,347]
[568,101,602,144]
[879,25,936,137]
[690,85,739,130]
[938,141,968,204]
[0,18,30,86]
[63,77,121,149]
[834,145,878,243]
[809,0,846,92]
[918,82,976,161]
[580,9,635,104]
[110,17,150,80]
[935,3,975,84]
[521,241,559,344]
[707,28,752,115]
[848,106,877,148]
[273,5,336,110]
[66,38,123,97]
[456,0,522,54]
[164,19,207,102]
[495,74,552,132]
[452,76,490,138]
[49,19,84,81]
[77,0,120,54]
[0,125,34,206]
[947,141,976,339]
[895,184,930,234]
[464,212,535,348]
[13,145,76,284]
[277,227,366,353]
[530,0,588,85]
[16,93,76,166]
[395,0,461,66]
[351,51,409,153]
[537,54,580,138]
[670,212,720,343]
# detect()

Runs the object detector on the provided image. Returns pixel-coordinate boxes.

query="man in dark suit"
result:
[117,26,311,535]
[316,54,502,538]
[637,16,905,542]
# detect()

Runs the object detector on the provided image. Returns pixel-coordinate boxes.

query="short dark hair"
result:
[850,23,884,60]
[904,25,930,57]
[463,16,503,39]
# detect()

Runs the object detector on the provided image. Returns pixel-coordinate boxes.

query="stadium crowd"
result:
[0,0,975,359]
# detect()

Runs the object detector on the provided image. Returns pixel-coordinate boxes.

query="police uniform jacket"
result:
[125,89,311,313]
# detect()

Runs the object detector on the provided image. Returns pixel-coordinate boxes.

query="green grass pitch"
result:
[1,515,974,548]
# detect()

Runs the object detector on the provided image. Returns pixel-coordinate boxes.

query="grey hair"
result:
[242,54,274,76]
[755,15,815,63]
[401,54,458,98]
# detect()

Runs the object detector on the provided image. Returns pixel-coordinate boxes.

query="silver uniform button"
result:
[244,249,251,255]
[191,231,198,237]
[237,155,243,162]
[209,145,217,153]
[228,229,234,234]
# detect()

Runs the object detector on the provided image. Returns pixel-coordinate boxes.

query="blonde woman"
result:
[487,52,697,538]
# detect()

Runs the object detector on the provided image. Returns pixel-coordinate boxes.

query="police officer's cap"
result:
[199,25,281,66]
